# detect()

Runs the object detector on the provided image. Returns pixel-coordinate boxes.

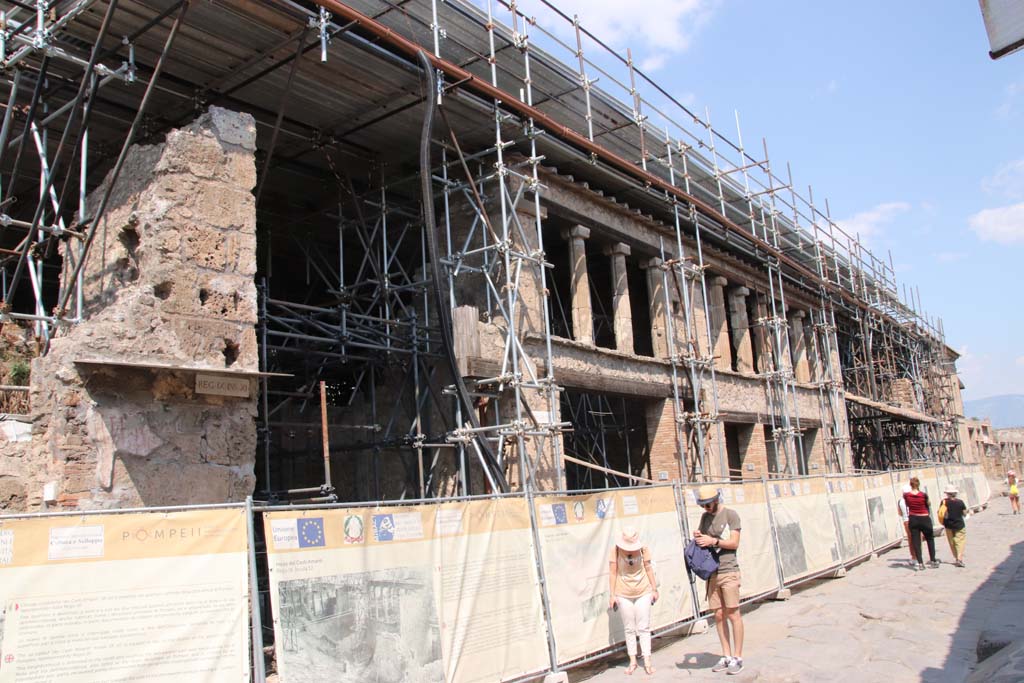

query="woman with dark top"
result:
[941,485,968,567]
[903,477,938,570]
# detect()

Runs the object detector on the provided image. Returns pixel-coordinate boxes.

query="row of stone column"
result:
[563,226,679,357]
[706,276,818,382]
[562,225,825,384]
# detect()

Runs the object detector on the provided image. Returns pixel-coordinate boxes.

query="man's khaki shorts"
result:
[707,571,741,610]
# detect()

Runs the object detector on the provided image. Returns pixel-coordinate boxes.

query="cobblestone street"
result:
[577,489,1024,682]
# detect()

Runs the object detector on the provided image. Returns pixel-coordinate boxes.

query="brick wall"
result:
[646,398,682,482]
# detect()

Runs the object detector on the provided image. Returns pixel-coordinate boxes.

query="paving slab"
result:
[571,486,1024,683]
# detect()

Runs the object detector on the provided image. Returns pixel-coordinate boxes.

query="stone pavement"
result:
[573,488,1024,683]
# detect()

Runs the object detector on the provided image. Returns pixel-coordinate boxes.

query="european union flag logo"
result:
[297,517,325,548]
[552,503,568,525]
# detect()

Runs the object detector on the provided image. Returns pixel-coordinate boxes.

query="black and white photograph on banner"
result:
[830,499,871,562]
[276,569,442,683]
[774,517,809,578]
[866,495,890,548]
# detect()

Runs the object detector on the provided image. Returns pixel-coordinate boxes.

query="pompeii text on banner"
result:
[0,508,251,683]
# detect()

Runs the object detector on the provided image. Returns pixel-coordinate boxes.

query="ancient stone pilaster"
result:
[728,286,754,374]
[789,310,811,384]
[560,225,594,345]
[605,242,634,354]
[642,257,669,359]
[9,107,260,511]
[707,276,732,371]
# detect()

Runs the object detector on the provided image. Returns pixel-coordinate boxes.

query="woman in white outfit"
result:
[609,527,659,675]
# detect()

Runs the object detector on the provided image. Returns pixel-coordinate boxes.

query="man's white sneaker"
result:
[711,656,732,672]
[727,657,744,675]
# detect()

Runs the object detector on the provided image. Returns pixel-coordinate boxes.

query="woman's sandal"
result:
[643,662,656,675]
[625,663,637,675]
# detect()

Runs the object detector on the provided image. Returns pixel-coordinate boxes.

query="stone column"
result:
[789,310,811,383]
[706,276,732,371]
[605,242,634,354]
[727,286,754,374]
[752,295,772,374]
[688,275,708,360]
[805,317,821,383]
[560,225,594,345]
[642,257,669,358]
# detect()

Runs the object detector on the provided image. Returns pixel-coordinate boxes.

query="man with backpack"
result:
[693,485,744,675]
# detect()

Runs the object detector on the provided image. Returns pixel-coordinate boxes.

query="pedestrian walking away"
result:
[939,485,968,567]
[608,526,659,675]
[694,485,745,675]
[1009,471,1020,515]
[904,477,938,570]
[897,483,918,566]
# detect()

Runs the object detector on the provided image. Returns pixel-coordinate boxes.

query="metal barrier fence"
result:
[0,465,992,682]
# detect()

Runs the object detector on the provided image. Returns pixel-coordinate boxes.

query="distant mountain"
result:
[963,394,1024,428]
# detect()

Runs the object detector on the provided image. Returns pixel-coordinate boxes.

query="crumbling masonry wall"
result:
[0,107,259,511]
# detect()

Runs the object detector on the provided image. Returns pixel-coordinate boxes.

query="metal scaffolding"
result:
[0,0,963,497]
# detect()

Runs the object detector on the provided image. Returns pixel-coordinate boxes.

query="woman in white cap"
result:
[940,485,968,567]
[609,526,659,675]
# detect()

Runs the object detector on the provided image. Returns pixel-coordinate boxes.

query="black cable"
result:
[417,50,509,493]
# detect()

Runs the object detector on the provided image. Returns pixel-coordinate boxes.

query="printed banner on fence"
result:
[533,486,692,665]
[263,498,549,683]
[768,477,841,583]
[825,477,874,562]
[682,481,780,610]
[0,507,251,683]
[863,474,902,549]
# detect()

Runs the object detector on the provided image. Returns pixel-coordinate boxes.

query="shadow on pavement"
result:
[674,652,720,670]
[920,538,1024,683]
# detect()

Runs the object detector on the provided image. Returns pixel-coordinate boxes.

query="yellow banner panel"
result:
[768,486,841,583]
[863,478,903,550]
[534,486,693,666]
[0,508,251,683]
[827,481,873,562]
[681,482,780,606]
[263,497,549,683]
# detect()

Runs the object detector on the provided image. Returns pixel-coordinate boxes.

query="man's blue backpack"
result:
[684,540,719,581]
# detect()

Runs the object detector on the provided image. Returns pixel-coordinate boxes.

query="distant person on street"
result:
[897,483,918,566]
[608,526,659,675]
[694,485,744,675]
[1008,471,1020,515]
[940,485,968,567]
[903,477,938,570]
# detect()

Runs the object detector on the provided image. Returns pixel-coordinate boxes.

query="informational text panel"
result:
[534,487,692,665]
[0,508,251,683]
[263,498,549,683]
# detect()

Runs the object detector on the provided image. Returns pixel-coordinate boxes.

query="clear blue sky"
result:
[507,0,1023,400]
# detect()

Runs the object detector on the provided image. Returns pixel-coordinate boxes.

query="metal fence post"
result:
[673,482,703,619]
[858,472,878,555]
[823,475,847,572]
[246,496,267,683]
[524,487,561,674]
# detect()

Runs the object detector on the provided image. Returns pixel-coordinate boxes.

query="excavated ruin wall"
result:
[0,107,260,511]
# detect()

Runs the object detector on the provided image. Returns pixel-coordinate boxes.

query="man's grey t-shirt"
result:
[698,506,742,574]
